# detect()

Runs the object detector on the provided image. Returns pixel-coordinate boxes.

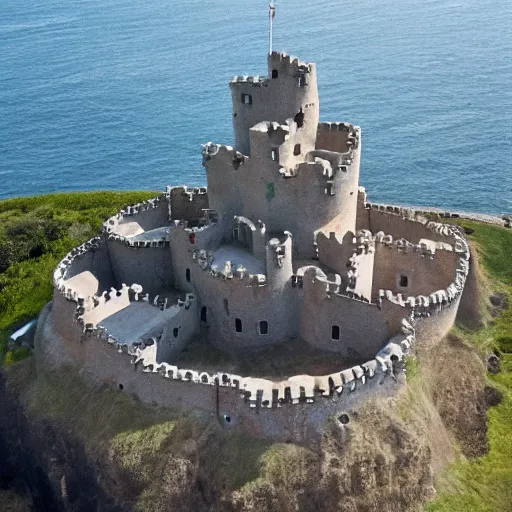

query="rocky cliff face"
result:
[0,368,118,511]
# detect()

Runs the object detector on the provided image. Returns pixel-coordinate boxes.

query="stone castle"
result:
[39,50,471,443]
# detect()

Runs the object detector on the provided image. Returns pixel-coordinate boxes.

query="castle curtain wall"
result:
[413,296,462,348]
[63,237,116,294]
[39,306,401,446]
[299,279,392,360]
[106,240,173,295]
[371,244,459,300]
[367,209,452,244]
[116,197,169,232]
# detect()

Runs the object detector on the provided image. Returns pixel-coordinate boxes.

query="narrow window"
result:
[271,148,279,161]
[294,110,304,128]
[271,69,278,79]
[241,93,252,105]
[223,298,229,316]
[331,325,340,340]
[399,274,408,287]
[235,318,242,332]
[259,320,268,335]
[293,144,301,156]
[297,75,306,88]
[185,268,191,282]
[173,327,179,338]
[201,306,207,323]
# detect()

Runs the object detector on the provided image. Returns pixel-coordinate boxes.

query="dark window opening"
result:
[331,325,340,340]
[118,383,124,390]
[173,327,179,338]
[293,144,301,156]
[235,318,242,332]
[223,414,231,423]
[259,320,268,335]
[271,148,279,161]
[201,306,207,323]
[271,69,279,79]
[223,298,229,316]
[338,413,350,425]
[294,110,304,128]
[233,112,237,117]
[297,75,306,88]
[185,268,191,282]
[399,274,408,287]
[241,93,252,105]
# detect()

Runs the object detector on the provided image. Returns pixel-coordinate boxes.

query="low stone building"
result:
[40,50,471,443]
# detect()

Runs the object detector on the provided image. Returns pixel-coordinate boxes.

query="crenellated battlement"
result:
[202,142,248,166]
[268,51,313,73]
[167,185,207,201]
[376,227,469,317]
[191,248,267,286]
[230,75,268,86]
[80,304,414,410]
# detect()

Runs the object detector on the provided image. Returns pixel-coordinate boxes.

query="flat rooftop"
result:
[211,245,264,276]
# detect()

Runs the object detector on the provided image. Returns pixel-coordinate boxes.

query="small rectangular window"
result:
[259,321,268,335]
[399,274,409,287]
[331,325,340,340]
[271,148,279,161]
[241,93,252,105]
[271,69,278,79]
[293,144,301,156]
[297,75,306,88]
[235,318,242,332]
[186,268,191,282]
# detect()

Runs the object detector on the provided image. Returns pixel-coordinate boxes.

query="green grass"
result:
[426,221,512,511]
[0,191,158,363]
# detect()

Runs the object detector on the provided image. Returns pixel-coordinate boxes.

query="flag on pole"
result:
[270,3,276,19]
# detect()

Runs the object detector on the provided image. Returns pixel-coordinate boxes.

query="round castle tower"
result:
[205,51,361,258]
[230,52,320,156]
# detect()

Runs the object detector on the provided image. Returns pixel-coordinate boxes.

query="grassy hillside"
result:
[426,220,512,511]
[0,191,157,363]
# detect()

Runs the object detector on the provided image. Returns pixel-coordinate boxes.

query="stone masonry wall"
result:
[106,240,173,295]
[169,186,209,223]
[371,243,458,300]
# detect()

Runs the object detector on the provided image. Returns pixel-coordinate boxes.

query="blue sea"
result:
[1,0,511,214]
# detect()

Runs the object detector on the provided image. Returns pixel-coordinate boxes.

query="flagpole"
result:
[269,3,275,55]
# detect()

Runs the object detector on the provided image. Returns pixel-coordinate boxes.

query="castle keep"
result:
[41,51,471,442]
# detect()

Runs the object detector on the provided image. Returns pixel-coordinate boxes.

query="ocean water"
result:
[1,0,511,213]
